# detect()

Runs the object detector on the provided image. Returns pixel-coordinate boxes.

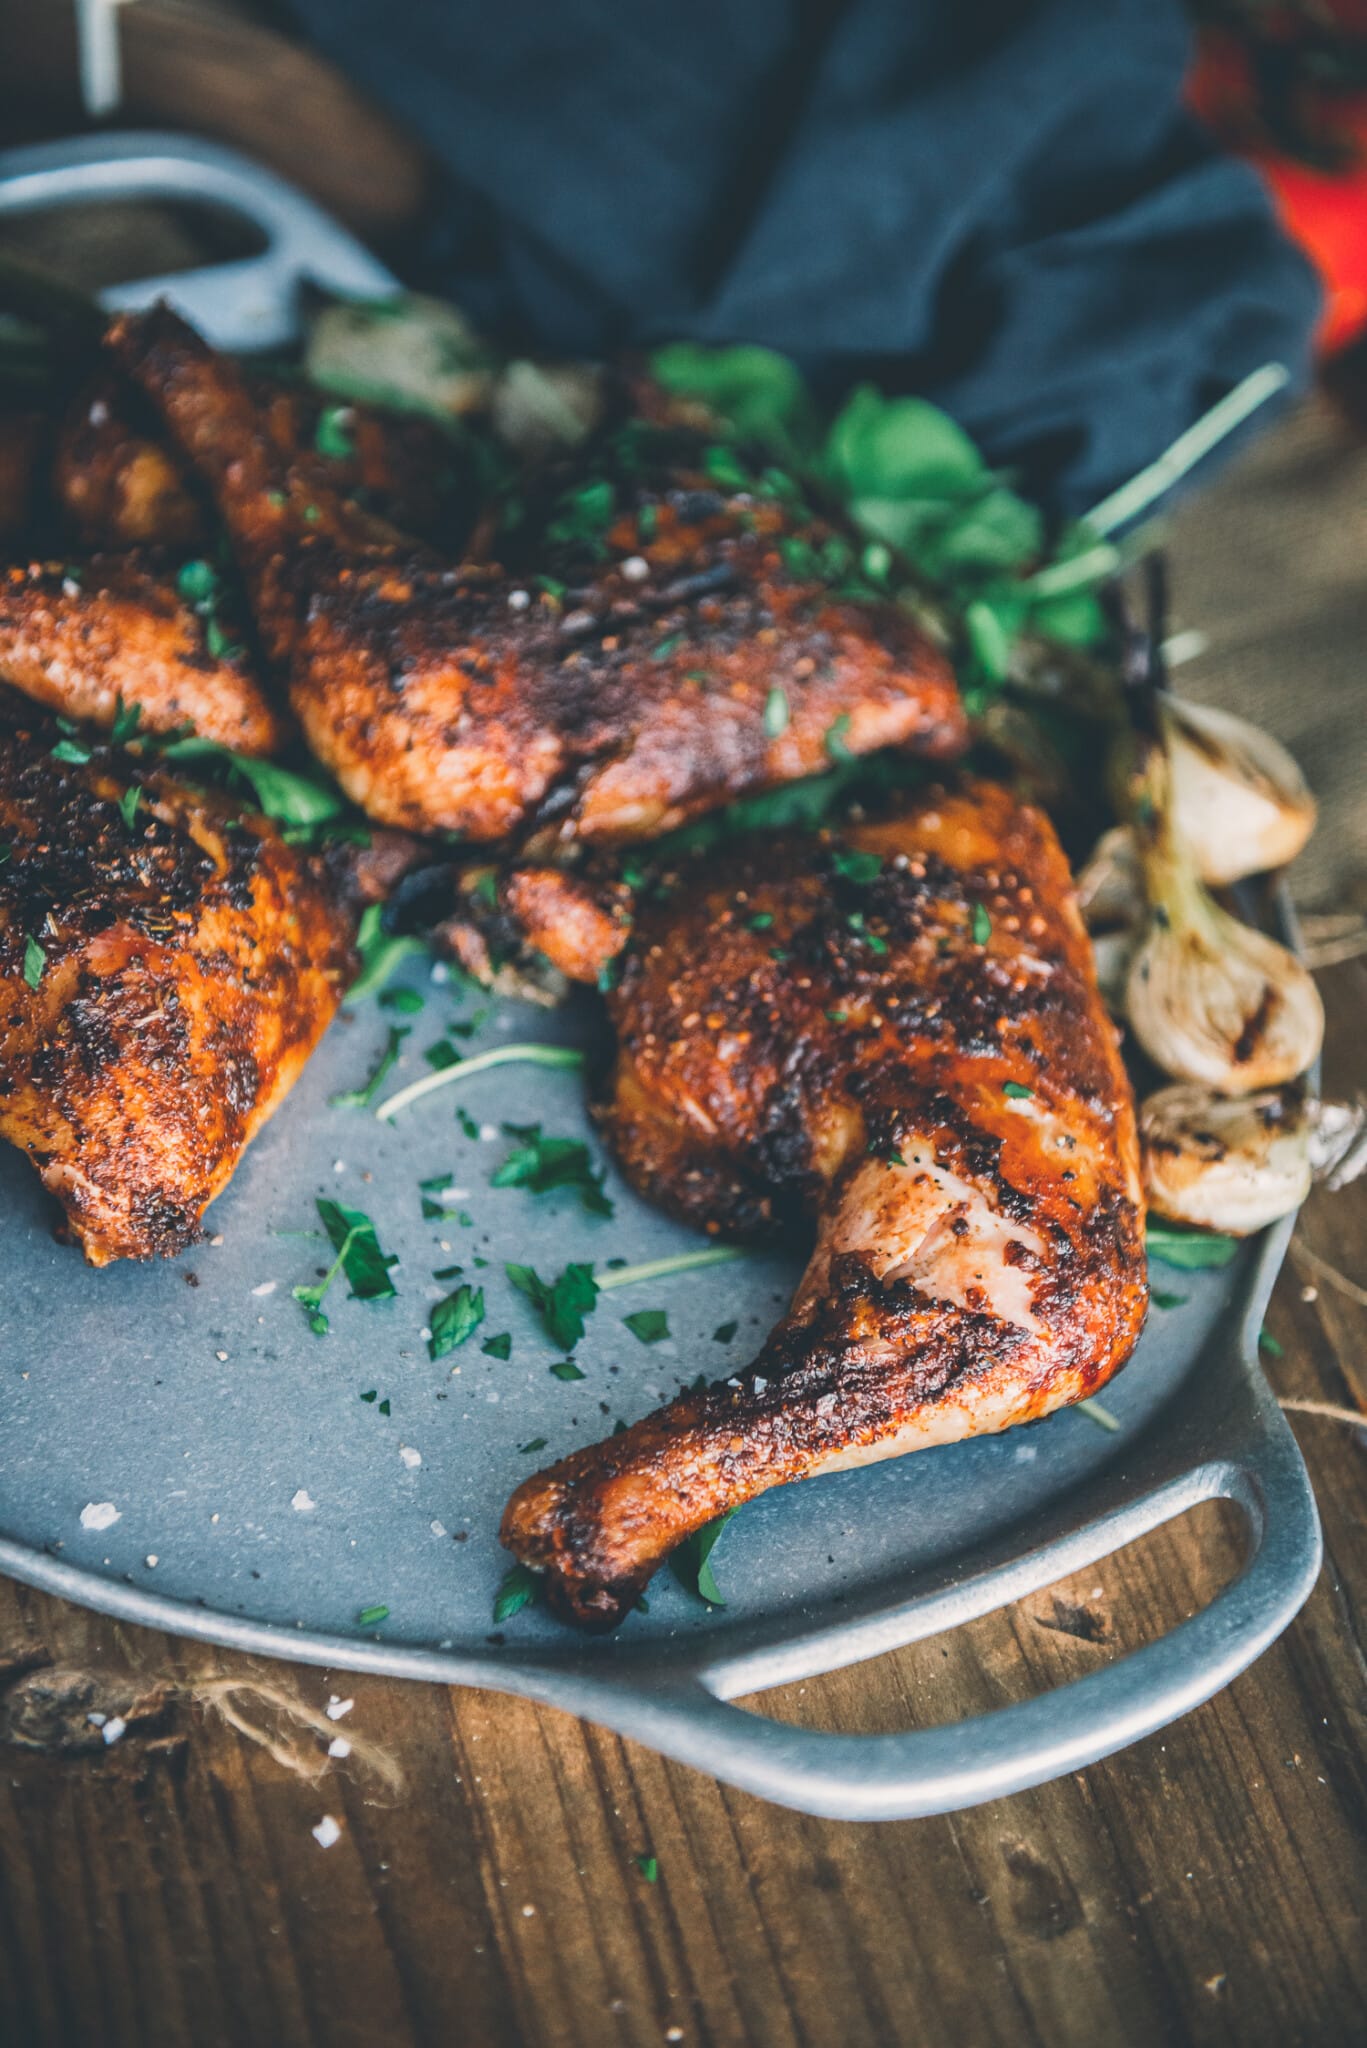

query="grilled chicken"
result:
[0,553,284,753]
[502,780,1147,1626]
[51,375,474,554]
[107,306,966,848]
[0,689,354,1263]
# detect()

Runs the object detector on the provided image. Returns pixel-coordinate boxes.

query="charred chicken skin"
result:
[107,306,965,848]
[501,780,1147,1627]
[0,690,355,1264]
[0,553,284,753]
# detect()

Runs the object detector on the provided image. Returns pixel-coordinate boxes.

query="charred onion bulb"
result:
[1163,696,1317,887]
[1124,748,1324,1093]
[1140,1083,1311,1235]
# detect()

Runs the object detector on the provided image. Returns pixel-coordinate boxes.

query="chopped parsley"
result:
[651,633,682,662]
[314,405,356,460]
[428,1283,485,1361]
[846,910,888,955]
[492,1124,613,1216]
[378,986,424,1015]
[507,1259,599,1349]
[762,686,789,737]
[635,1855,659,1883]
[824,713,854,763]
[347,902,429,1000]
[456,1105,480,1141]
[51,737,92,765]
[597,954,621,993]
[482,1331,512,1359]
[713,1321,738,1344]
[425,1038,461,1071]
[671,1508,739,1607]
[831,848,881,884]
[493,1563,540,1623]
[550,1360,585,1381]
[1151,1290,1189,1311]
[356,1604,389,1627]
[1002,1081,1034,1100]
[623,1309,669,1345]
[971,903,992,946]
[330,1025,409,1110]
[518,1436,547,1454]
[22,935,45,990]
[825,1009,848,1024]
[868,1138,906,1166]
[119,784,142,832]
[110,696,143,745]
[292,1197,397,1333]
[1258,1327,1285,1359]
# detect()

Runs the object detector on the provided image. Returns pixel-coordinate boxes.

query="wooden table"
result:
[1,404,1365,2046]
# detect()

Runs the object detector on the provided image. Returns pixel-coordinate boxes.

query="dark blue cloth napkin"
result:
[286,0,1320,514]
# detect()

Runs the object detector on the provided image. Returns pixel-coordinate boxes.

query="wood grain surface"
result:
[0,393,1364,2045]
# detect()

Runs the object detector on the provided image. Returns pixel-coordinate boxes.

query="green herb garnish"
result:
[671,1508,739,1607]
[428,1284,485,1361]
[713,1321,738,1344]
[623,1309,669,1345]
[824,714,854,763]
[356,1604,389,1627]
[1145,1223,1238,1271]
[762,686,789,738]
[635,1855,659,1883]
[482,1332,512,1360]
[314,405,356,459]
[492,1564,540,1623]
[292,1197,398,1332]
[1002,1081,1034,1100]
[971,903,992,946]
[518,1436,546,1453]
[492,1124,613,1216]
[51,736,92,765]
[1151,1290,1188,1311]
[507,1260,599,1350]
[21,935,45,989]
[118,785,142,832]
[330,1025,409,1110]
[831,848,882,884]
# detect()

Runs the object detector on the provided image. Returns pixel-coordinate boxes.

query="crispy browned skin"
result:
[0,553,285,753]
[0,690,355,1264]
[501,781,1146,1626]
[107,306,966,847]
[51,375,470,554]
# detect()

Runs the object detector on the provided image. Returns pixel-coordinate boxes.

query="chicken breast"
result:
[501,780,1147,1626]
[0,553,285,753]
[107,305,966,847]
[0,688,354,1263]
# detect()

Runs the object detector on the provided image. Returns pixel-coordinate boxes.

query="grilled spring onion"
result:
[1140,1083,1312,1235]
[1162,696,1317,887]
[1124,746,1323,1095]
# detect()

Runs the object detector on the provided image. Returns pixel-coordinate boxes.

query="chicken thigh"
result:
[501,779,1147,1626]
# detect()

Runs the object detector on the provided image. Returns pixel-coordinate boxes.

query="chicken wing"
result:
[0,688,355,1264]
[0,554,285,753]
[107,306,966,848]
[501,780,1147,1626]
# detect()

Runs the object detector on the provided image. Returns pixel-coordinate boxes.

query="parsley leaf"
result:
[491,1125,613,1216]
[118,784,142,833]
[506,1259,600,1349]
[971,903,992,946]
[671,1508,739,1607]
[294,1198,398,1328]
[493,1564,540,1623]
[635,1855,659,1883]
[51,736,92,765]
[428,1284,485,1361]
[1151,1290,1188,1311]
[713,1321,738,1344]
[762,686,789,737]
[110,696,142,746]
[518,1436,547,1453]
[314,405,356,459]
[347,902,429,1000]
[1002,1081,1034,1100]
[831,847,882,884]
[549,1359,586,1381]
[22,935,45,989]
[356,1604,389,1627]
[623,1309,669,1345]
[482,1332,512,1360]
[824,713,854,763]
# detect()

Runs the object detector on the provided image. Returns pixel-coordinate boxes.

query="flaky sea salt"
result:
[291,1489,317,1513]
[312,1815,342,1848]
[80,1502,120,1532]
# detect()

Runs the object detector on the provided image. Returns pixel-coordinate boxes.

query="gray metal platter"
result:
[0,963,1323,1820]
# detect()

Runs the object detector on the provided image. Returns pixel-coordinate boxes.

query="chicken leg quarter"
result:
[501,780,1147,1627]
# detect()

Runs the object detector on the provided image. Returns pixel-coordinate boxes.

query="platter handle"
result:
[576,1350,1321,1821]
[0,131,397,350]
